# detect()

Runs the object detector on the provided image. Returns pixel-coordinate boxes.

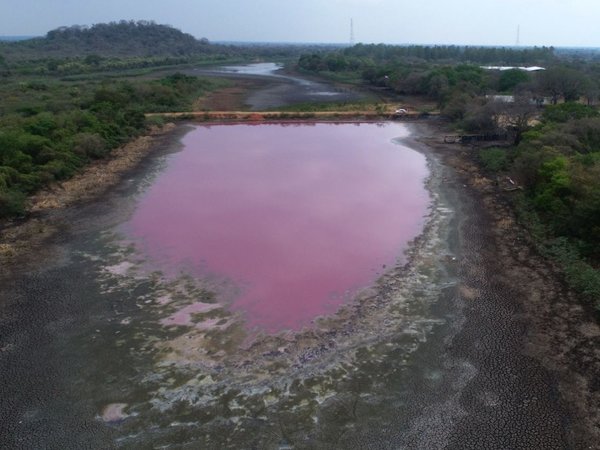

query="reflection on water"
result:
[217,62,283,76]
[1,122,461,449]
[124,123,430,332]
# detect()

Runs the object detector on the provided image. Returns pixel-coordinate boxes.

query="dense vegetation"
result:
[0,21,215,60]
[478,104,600,306]
[300,44,556,69]
[0,73,227,216]
[297,44,600,118]
[0,21,242,76]
[474,109,600,306]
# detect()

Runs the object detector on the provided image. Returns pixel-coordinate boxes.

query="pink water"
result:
[126,123,430,332]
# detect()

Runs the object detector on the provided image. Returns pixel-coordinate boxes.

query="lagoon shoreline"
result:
[0,119,598,448]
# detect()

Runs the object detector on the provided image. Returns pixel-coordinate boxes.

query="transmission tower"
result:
[350,18,355,45]
[516,25,520,46]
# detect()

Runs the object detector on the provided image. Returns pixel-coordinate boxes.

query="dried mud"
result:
[0,119,599,449]
[414,123,600,449]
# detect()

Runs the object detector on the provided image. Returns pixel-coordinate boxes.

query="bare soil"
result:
[413,121,600,448]
[193,79,265,111]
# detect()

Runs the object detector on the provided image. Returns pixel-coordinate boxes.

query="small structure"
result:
[480,66,546,72]
[444,134,509,144]
[486,94,515,103]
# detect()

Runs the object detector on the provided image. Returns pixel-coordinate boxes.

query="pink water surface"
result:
[125,123,430,332]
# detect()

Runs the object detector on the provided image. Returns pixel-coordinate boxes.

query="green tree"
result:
[498,69,530,92]
[538,66,588,104]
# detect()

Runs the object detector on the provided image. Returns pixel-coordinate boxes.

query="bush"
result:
[145,115,165,127]
[546,238,600,309]
[479,147,509,172]
[73,132,108,159]
[0,189,26,217]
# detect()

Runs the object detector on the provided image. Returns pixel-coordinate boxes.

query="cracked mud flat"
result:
[0,122,589,449]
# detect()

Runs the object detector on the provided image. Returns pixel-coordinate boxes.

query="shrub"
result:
[546,238,600,309]
[0,189,26,217]
[73,132,108,159]
[479,147,509,172]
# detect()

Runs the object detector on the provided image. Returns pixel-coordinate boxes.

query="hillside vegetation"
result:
[0,21,248,76]
[0,22,248,219]
[0,21,216,60]
[0,21,335,76]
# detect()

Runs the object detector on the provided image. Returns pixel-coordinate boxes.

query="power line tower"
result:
[516,24,520,46]
[350,18,355,46]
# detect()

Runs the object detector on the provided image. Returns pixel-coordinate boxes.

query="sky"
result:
[0,0,598,47]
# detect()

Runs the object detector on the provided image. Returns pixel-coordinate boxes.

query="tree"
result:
[503,94,538,144]
[542,103,599,123]
[441,92,472,120]
[463,99,501,133]
[498,69,530,92]
[84,54,102,66]
[538,66,588,104]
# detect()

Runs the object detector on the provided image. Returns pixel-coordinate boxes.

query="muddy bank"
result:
[0,119,598,448]
[190,63,372,110]
[410,122,600,448]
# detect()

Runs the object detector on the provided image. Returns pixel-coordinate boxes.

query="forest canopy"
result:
[0,21,217,60]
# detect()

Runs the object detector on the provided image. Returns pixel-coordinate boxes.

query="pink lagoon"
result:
[125,122,430,332]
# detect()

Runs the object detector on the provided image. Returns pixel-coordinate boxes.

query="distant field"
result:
[0,35,38,41]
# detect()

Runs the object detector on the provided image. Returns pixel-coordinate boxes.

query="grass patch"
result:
[276,100,383,113]
[479,147,510,172]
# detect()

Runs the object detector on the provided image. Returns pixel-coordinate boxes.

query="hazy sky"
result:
[1,0,598,47]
